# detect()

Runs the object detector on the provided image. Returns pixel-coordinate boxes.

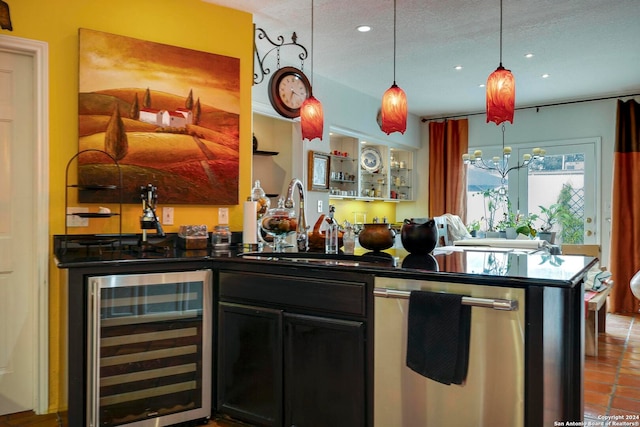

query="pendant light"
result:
[486,0,515,125]
[300,0,324,141]
[380,0,407,135]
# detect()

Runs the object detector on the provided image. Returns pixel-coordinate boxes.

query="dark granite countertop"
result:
[54,234,597,289]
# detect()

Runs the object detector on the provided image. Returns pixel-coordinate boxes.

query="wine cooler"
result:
[87,270,212,427]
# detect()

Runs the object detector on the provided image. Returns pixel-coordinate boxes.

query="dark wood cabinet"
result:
[217,302,283,426]
[216,267,373,427]
[284,313,365,427]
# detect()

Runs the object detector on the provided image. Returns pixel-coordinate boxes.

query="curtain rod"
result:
[420,92,640,123]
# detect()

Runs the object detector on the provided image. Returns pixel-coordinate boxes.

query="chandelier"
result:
[463,125,545,195]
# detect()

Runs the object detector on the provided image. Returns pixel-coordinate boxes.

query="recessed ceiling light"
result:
[525,53,534,58]
[454,65,463,70]
[541,73,550,78]
[357,25,371,32]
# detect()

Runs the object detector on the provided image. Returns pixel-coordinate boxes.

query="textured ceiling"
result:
[205,0,640,118]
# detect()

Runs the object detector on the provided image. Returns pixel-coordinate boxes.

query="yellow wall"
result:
[8,0,254,412]
[330,199,398,226]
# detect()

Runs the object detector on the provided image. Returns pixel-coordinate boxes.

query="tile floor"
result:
[584,312,640,422]
[3,312,639,426]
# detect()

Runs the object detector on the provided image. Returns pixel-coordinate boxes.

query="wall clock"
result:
[268,66,311,119]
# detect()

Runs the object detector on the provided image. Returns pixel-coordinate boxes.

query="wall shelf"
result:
[63,149,123,250]
[253,150,279,156]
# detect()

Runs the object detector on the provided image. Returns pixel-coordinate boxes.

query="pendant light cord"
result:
[393,0,397,84]
[499,0,503,67]
[310,0,315,88]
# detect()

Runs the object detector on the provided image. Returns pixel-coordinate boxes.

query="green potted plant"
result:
[515,213,539,238]
[474,188,508,237]
[466,220,481,237]
[496,210,517,239]
[538,203,565,243]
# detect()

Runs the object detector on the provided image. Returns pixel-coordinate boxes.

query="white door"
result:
[514,138,599,245]
[0,48,38,414]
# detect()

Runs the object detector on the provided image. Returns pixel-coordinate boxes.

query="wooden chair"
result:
[433,216,450,247]
[561,244,600,258]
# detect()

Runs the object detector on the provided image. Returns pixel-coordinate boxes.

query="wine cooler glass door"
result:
[88,269,212,427]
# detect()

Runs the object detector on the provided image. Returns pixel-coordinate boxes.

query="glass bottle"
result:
[251,180,270,248]
[342,222,355,255]
[325,221,338,254]
[251,180,270,219]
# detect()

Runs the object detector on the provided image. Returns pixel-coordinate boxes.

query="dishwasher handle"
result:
[373,288,518,311]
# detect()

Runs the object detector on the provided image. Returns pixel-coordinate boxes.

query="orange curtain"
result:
[428,119,469,221]
[610,99,640,313]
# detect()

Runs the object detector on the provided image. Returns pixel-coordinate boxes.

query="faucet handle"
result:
[284,199,294,209]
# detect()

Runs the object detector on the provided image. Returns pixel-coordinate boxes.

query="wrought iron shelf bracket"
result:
[254,27,308,85]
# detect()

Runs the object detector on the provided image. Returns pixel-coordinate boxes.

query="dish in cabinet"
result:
[361,147,382,173]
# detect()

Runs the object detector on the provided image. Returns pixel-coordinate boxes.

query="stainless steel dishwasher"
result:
[374,276,525,427]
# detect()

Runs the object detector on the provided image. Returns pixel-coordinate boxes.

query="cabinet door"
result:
[217,302,283,426]
[284,313,366,427]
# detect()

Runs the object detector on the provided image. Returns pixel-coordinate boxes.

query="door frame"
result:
[0,34,49,414]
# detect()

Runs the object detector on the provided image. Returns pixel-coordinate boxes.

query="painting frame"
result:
[77,28,240,205]
[308,150,330,192]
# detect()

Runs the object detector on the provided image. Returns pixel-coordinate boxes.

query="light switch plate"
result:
[218,207,229,224]
[162,207,174,225]
[317,200,323,213]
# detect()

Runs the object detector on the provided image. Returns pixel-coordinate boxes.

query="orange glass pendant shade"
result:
[381,83,407,135]
[486,65,515,125]
[300,95,324,141]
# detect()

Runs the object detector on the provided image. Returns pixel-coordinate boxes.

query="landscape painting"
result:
[78,28,240,204]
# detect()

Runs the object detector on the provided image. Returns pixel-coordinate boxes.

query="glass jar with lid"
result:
[251,180,270,219]
[260,198,297,252]
[212,224,231,249]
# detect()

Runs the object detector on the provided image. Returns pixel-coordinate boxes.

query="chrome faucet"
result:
[285,178,309,252]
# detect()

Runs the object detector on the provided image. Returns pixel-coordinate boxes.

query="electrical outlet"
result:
[162,207,174,225]
[67,207,89,227]
[218,207,229,224]
[317,200,323,213]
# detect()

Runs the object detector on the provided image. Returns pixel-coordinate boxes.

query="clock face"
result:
[268,67,312,118]
[279,74,309,109]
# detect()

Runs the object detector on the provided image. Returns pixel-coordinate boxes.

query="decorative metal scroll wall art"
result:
[253,27,309,85]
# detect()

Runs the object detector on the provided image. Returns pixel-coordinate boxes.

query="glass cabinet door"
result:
[389,148,413,200]
[329,133,359,198]
[360,144,388,199]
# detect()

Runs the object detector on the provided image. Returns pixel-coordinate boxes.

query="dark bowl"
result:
[358,223,396,251]
[401,253,439,271]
